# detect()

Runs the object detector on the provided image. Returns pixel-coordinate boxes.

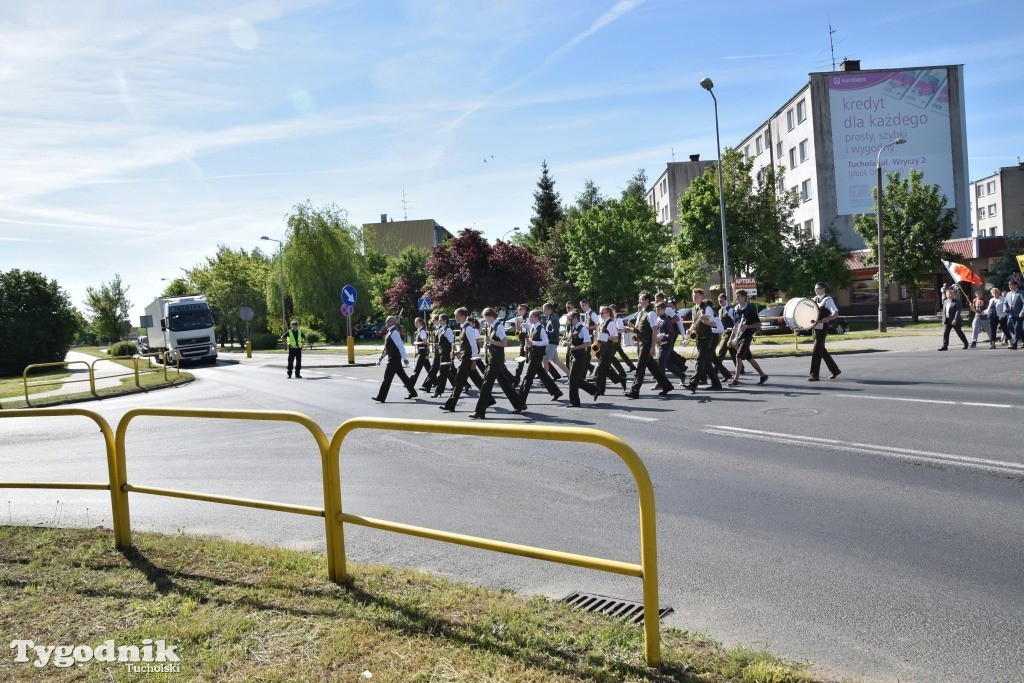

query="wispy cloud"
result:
[543,0,644,68]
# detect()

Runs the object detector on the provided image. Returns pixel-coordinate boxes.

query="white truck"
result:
[140,294,218,363]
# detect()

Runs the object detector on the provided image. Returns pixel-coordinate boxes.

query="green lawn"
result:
[0,526,830,682]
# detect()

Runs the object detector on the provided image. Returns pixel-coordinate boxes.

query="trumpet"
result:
[727,319,746,349]
[687,314,713,340]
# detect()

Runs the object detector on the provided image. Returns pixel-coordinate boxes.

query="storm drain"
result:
[560,592,673,624]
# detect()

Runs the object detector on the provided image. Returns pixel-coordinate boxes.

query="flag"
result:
[1016,253,1024,274]
[941,259,983,286]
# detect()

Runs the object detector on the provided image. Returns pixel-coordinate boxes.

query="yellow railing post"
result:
[22,361,93,407]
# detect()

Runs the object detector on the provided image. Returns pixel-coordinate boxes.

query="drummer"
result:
[809,282,841,381]
[727,289,769,387]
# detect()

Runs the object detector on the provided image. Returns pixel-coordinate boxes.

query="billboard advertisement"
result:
[828,68,956,215]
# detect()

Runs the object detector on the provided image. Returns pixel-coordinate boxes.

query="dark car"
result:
[758,305,848,335]
[354,322,385,339]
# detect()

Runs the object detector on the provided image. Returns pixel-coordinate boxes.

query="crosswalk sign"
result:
[417,296,433,312]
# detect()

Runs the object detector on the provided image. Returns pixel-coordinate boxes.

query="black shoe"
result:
[758,375,769,385]
[419,385,430,392]
[707,385,723,391]
[551,392,563,401]
[569,401,581,407]
[371,396,384,403]
[512,406,525,414]
[405,392,418,399]
[829,370,841,379]
[937,347,948,351]
[625,391,639,400]
[439,405,455,412]
[287,374,292,378]
[468,413,485,420]
[969,341,976,348]
[658,386,674,396]
[295,374,302,378]
[962,345,969,350]
[685,383,696,394]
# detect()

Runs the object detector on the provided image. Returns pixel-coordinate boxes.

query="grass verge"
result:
[0,526,827,682]
[0,369,73,400]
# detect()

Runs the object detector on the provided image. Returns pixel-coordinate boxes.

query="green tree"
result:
[621,168,648,203]
[380,246,430,329]
[674,150,799,297]
[0,270,80,376]
[854,169,958,321]
[783,228,852,299]
[561,192,672,309]
[279,201,367,338]
[84,273,131,343]
[186,246,272,346]
[363,245,394,322]
[987,234,1023,288]
[162,278,190,297]
[525,161,565,251]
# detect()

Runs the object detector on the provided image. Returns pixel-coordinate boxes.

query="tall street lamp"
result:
[261,236,287,330]
[700,77,731,301]
[875,137,907,332]
[500,226,520,241]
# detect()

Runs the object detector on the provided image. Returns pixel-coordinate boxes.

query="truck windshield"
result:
[168,306,213,332]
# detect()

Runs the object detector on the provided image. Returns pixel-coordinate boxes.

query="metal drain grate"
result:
[561,591,673,624]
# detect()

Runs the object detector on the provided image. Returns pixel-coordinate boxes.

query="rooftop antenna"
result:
[671,147,675,162]
[828,18,838,71]
[401,189,409,220]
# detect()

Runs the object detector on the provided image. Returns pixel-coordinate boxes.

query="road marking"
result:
[345,376,360,380]
[610,413,658,423]
[704,425,1024,477]
[836,395,1019,410]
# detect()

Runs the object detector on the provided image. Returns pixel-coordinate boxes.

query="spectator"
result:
[986,287,1008,349]
[969,290,990,348]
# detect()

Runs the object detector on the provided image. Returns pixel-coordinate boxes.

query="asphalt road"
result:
[1,345,1022,682]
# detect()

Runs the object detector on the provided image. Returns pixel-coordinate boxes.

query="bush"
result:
[108,341,138,357]
[250,332,280,350]
[302,328,321,347]
[0,269,79,376]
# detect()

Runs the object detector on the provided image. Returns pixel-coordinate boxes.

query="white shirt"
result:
[665,305,684,335]
[598,317,619,342]
[575,324,592,344]
[986,297,1005,318]
[813,295,839,330]
[531,322,549,346]
[417,328,428,343]
[387,328,408,362]
[581,308,600,328]
[490,323,506,341]
[463,324,480,356]
[646,309,660,330]
[441,326,455,344]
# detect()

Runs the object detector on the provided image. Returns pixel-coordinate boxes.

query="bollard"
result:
[347,336,355,364]
[246,340,252,359]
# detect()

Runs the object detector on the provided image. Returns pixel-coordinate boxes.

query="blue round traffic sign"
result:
[341,285,357,306]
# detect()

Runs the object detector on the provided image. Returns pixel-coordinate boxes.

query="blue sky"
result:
[1,0,1021,321]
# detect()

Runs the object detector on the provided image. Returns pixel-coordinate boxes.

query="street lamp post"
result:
[261,236,287,331]
[700,77,731,302]
[500,226,520,241]
[875,137,907,333]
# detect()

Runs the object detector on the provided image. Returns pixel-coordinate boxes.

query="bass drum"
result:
[783,297,819,332]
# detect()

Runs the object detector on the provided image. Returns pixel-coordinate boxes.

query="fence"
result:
[20,353,180,407]
[0,408,661,667]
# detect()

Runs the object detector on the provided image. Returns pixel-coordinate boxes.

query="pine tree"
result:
[527,161,565,250]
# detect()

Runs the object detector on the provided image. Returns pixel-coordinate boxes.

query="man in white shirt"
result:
[626,291,674,398]
[594,305,626,395]
[409,317,432,387]
[372,316,417,403]
[441,308,487,412]
[809,282,842,380]
[685,289,725,392]
[426,315,456,396]
[564,310,599,406]
[517,309,563,404]
[469,308,525,419]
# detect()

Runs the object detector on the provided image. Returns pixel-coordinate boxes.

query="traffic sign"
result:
[417,296,433,312]
[340,303,355,318]
[342,285,357,305]
[238,306,254,322]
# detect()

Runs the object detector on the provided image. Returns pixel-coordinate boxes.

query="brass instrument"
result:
[687,314,713,340]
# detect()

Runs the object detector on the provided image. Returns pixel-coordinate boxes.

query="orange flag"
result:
[941,259,983,286]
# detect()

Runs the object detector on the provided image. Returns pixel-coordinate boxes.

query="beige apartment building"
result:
[970,164,1024,237]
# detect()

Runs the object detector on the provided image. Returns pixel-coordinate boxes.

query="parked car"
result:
[758,304,848,335]
[354,322,385,339]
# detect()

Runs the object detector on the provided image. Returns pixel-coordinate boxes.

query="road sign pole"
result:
[347,316,354,365]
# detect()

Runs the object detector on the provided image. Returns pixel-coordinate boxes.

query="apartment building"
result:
[644,154,715,233]
[970,164,1024,237]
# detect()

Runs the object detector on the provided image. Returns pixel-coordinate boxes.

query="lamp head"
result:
[260,235,270,240]
[700,77,714,91]
[895,138,907,145]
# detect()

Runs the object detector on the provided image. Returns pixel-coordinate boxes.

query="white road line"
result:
[836,394,1019,410]
[610,413,658,423]
[704,425,1024,477]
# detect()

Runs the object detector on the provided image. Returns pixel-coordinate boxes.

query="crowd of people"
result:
[368,282,846,418]
[939,279,1024,350]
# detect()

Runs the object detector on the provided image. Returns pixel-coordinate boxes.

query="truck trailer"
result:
[141,294,218,363]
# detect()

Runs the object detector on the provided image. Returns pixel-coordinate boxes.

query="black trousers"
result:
[519,350,560,402]
[375,359,415,401]
[421,352,441,391]
[568,353,598,405]
[711,333,733,380]
[594,343,624,392]
[474,358,523,415]
[630,342,672,394]
[430,354,453,396]
[659,344,687,381]
[942,321,968,348]
[688,336,721,389]
[810,329,840,377]
[410,350,431,385]
[287,347,302,376]
[512,339,529,382]
[443,356,479,409]
[616,343,637,372]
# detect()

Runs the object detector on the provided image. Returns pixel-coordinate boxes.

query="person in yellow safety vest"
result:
[283,320,303,378]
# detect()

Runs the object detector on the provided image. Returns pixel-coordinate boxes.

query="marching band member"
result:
[685,288,724,392]
[543,302,570,380]
[564,310,599,406]
[371,315,418,403]
[655,302,686,385]
[518,309,563,403]
[440,308,487,412]
[428,315,456,397]
[626,291,674,398]
[609,304,636,374]
[512,303,530,387]
[578,299,601,375]
[728,289,769,386]
[714,292,736,382]
[594,305,627,395]
[409,317,432,387]
[809,282,842,381]
[469,307,525,419]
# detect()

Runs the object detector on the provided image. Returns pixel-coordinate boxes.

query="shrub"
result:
[250,332,280,350]
[302,328,321,347]
[108,341,138,357]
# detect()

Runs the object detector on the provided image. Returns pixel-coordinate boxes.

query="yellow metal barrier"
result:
[113,408,339,580]
[90,355,140,389]
[0,407,128,548]
[22,360,95,407]
[327,417,661,667]
[136,351,180,382]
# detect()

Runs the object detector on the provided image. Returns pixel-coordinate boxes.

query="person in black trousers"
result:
[371,316,417,402]
[564,311,599,406]
[282,320,303,378]
[714,292,735,382]
[686,289,724,392]
[409,317,431,386]
[441,308,488,412]
[594,305,626,395]
[809,282,842,381]
[469,308,525,419]
[518,309,563,404]
[427,315,455,397]
[511,303,530,387]
[627,291,673,399]
[938,286,969,351]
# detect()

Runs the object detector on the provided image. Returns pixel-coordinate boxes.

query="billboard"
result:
[828,68,957,215]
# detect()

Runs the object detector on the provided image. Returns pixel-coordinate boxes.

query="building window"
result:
[799,139,809,163]
[662,205,669,222]
[978,207,986,221]
[979,229,986,237]
[744,145,751,160]
[987,180,996,194]
[789,147,797,169]
[756,136,764,155]
[988,204,997,217]
[803,219,814,236]
[786,109,795,131]
[976,185,984,198]
[661,178,667,196]
[776,141,783,158]
[796,99,807,123]
[777,177,786,194]
[801,179,812,201]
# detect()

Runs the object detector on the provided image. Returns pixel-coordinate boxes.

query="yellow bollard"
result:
[246,340,252,358]
[347,336,355,364]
